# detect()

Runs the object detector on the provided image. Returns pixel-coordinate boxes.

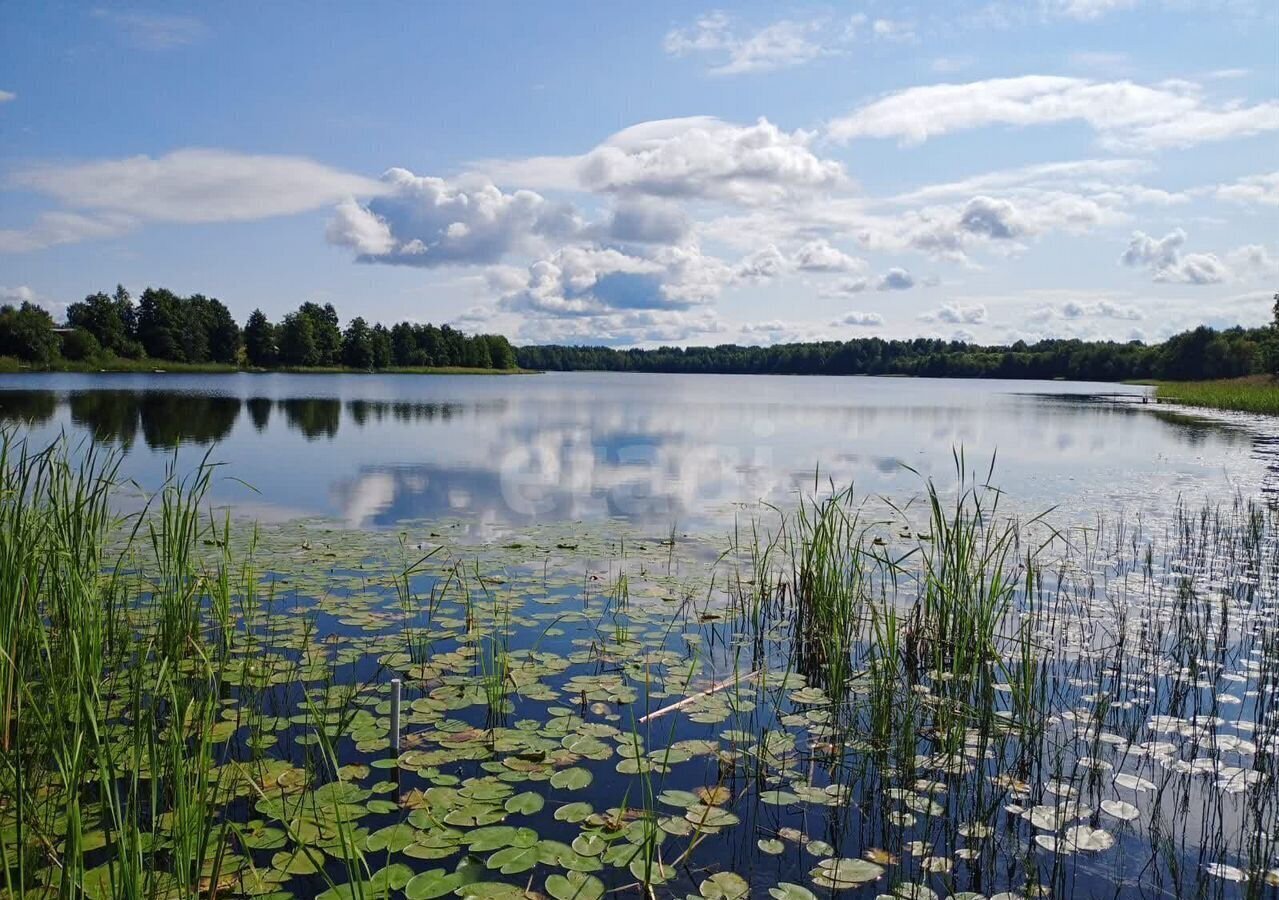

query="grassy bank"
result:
[1155,374,1279,414]
[0,356,533,376]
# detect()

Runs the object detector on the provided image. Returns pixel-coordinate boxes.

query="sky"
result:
[0,1,1275,348]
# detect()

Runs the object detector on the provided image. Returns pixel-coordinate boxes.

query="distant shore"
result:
[0,357,535,376]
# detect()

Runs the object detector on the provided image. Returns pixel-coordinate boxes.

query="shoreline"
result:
[0,358,537,376]
[1150,375,1279,416]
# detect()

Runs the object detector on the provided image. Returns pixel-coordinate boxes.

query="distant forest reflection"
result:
[0,390,502,448]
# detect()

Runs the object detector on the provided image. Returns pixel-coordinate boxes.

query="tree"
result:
[277,312,319,366]
[483,334,517,369]
[243,309,277,367]
[390,322,418,366]
[66,290,133,355]
[61,327,101,361]
[370,324,393,369]
[297,302,342,366]
[136,288,184,360]
[0,302,59,364]
[193,295,241,364]
[342,317,374,369]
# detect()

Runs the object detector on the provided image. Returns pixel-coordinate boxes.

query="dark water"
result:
[0,372,1265,532]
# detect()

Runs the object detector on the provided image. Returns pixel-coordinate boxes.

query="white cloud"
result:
[931,56,973,74]
[0,90,14,103]
[579,117,846,204]
[12,149,386,224]
[736,245,787,281]
[832,310,885,326]
[827,75,1279,150]
[957,196,1029,240]
[820,277,871,297]
[1049,0,1140,20]
[0,211,135,253]
[1031,298,1145,321]
[328,169,579,267]
[794,239,865,273]
[714,20,826,75]
[0,285,37,305]
[924,302,988,324]
[514,308,725,347]
[1120,228,1227,284]
[871,18,916,42]
[664,13,826,75]
[0,285,66,319]
[325,199,394,256]
[475,117,845,207]
[1213,172,1279,206]
[496,241,736,321]
[1226,243,1278,275]
[888,159,1150,205]
[92,10,206,49]
[607,198,690,244]
[663,10,923,76]
[877,268,915,291]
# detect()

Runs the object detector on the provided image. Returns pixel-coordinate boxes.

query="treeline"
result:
[0,285,517,370]
[518,325,1276,383]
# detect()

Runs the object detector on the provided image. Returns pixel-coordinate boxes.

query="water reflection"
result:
[0,375,1269,531]
[0,390,509,450]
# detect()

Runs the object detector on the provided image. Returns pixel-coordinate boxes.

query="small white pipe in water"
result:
[390,678,402,751]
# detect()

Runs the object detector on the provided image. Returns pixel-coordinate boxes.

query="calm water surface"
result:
[0,371,1264,532]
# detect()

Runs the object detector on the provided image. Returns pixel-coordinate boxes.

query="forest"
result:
[0,285,518,371]
[2,284,1276,382]
[517,323,1275,382]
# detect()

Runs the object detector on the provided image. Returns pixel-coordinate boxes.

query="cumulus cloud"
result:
[476,117,846,207]
[736,245,788,281]
[607,198,690,244]
[850,187,1123,263]
[877,268,915,291]
[1031,299,1145,321]
[832,310,885,326]
[1121,228,1227,284]
[957,195,1029,240]
[923,302,988,324]
[793,239,866,272]
[327,168,580,267]
[515,308,725,347]
[1226,243,1279,275]
[1213,172,1279,206]
[827,75,1279,150]
[820,277,871,297]
[496,242,735,321]
[12,149,386,225]
[579,117,845,205]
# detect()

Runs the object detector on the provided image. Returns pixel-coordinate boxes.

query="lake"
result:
[0,371,1265,534]
[4,372,1276,900]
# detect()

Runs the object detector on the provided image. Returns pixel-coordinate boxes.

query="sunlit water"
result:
[0,372,1267,535]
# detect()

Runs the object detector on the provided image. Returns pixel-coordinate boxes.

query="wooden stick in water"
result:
[637,668,761,724]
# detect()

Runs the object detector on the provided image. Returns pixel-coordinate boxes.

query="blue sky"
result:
[0,1,1275,347]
